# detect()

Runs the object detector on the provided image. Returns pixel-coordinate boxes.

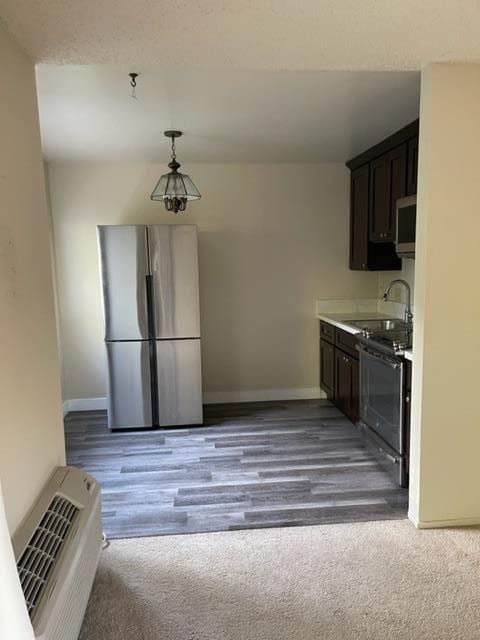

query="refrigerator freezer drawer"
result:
[98,225,150,341]
[156,339,203,426]
[106,341,153,429]
[148,225,201,339]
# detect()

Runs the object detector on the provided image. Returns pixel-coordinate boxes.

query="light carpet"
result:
[80,520,480,640]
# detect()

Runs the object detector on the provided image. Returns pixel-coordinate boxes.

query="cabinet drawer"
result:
[335,328,358,358]
[320,321,335,344]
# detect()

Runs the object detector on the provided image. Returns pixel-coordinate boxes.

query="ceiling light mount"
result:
[150,130,201,214]
[129,72,139,99]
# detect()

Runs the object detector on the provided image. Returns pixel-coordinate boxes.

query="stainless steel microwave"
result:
[395,195,416,259]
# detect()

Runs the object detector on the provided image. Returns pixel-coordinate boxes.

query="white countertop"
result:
[316,312,396,336]
[317,311,413,361]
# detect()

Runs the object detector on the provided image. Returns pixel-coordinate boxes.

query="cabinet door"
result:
[369,146,407,243]
[387,144,407,242]
[349,165,370,270]
[335,350,359,424]
[350,356,359,424]
[369,154,390,242]
[335,350,348,415]
[320,339,335,400]
[406,136,419,196]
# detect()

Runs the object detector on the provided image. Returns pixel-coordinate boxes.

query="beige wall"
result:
[377,259,415,319]
[0,481,34,639]
[48,162,379,403]
[409,63,480,527]
[0,28,65,533]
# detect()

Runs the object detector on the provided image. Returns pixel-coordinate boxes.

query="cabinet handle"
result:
[362,263,367,268]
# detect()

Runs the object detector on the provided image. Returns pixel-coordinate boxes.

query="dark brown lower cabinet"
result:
[319,321,359,424]
[335,350,359,424]
[319,339,335,400]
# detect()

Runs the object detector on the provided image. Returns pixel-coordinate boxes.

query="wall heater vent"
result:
[17,496,79,618]
[13,467,102,640]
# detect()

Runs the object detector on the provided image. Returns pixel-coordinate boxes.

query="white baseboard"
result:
[63,388,325,415]
[408,508,480,529]
[63,397,107,416]
[203,387,324,404]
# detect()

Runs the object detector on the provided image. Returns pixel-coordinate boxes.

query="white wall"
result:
[0,27,65,534]
[409,63,480,527]
[48,162,379,404]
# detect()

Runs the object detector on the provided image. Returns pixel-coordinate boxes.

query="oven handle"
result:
[356,343,403,369]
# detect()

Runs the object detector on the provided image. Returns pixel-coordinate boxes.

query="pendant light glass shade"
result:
[150,131,201,213]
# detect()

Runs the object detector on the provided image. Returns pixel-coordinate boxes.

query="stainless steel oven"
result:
[357,342,408,486]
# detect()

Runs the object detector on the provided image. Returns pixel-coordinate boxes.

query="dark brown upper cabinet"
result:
[349,165,370,270]
[383,143,407,243]
[349,162,401,272]
[346,120,418,271]
[369,153,391,242]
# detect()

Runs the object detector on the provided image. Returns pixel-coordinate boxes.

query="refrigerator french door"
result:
[98,224,203,429]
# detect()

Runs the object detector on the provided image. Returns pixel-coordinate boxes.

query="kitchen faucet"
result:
[383,279,413,327]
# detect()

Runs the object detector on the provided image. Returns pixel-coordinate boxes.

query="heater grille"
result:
[16,495,79,619]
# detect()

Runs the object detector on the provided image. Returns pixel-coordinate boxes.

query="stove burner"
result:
[358,328,412,356]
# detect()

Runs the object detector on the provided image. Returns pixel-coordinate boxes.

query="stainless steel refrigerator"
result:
[97,224,203,429]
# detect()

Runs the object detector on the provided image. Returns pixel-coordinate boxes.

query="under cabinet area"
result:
[319,321,359,423]
[347,119,419,271]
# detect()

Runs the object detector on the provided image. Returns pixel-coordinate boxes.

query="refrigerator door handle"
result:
[145,273,159,425]
[145,274,156,339]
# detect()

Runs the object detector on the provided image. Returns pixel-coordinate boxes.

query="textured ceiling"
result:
[2,1,480,69]
[36,66,420,163]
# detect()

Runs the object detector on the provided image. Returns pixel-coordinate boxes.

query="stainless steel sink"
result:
[349,319,409,331]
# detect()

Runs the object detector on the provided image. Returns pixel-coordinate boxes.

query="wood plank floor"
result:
[64,400,408,539]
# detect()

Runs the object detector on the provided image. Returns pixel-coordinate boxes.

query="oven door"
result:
[358,344,404,454]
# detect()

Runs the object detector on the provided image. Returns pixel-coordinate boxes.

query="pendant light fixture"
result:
[150,131,201,213]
